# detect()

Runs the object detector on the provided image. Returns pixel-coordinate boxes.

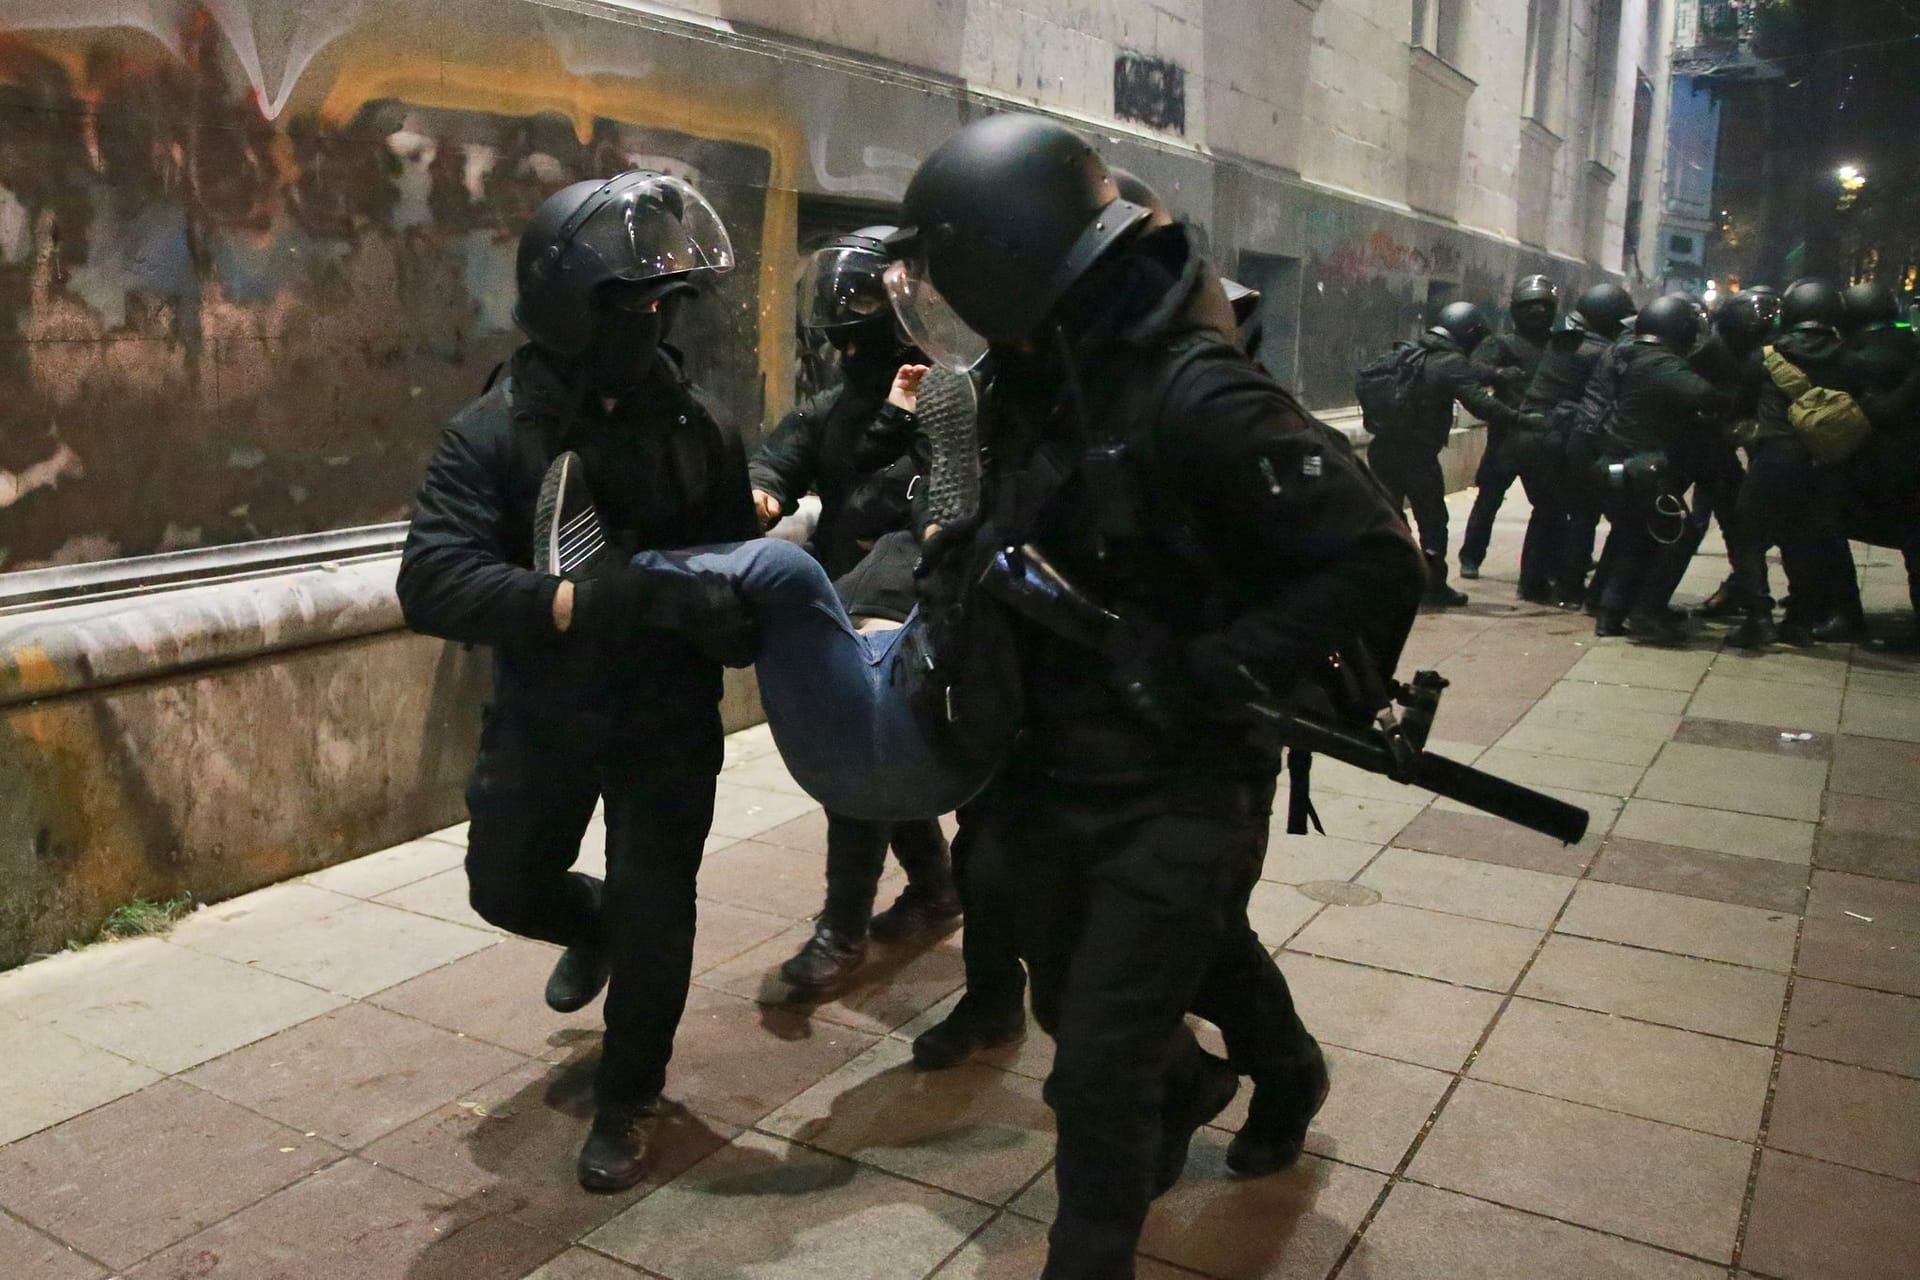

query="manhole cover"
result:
[1298,880,1382,907]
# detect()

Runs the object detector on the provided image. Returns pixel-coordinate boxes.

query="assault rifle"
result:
[979,543,1590,847]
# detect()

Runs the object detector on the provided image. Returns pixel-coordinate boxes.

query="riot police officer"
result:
[751,229,960,990]
[889,114,1425,1280]
[1586,294,1731,642]
[1840,281,1920,649]
[1460,275,1558,581]
[1690,291,1780,645]
[396,171,759,1191]
[1510,282,1638,606]
[1364,301,1531,607]
[1743,280,1865,643]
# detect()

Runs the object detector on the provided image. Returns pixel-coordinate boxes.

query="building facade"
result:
[0,0,1677,573]
[0,0,1679,963]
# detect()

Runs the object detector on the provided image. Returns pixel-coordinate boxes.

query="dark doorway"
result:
[1235,251,1304,389]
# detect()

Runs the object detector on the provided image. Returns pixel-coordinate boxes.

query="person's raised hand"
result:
[888,364,931,413]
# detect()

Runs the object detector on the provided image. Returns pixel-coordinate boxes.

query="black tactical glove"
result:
[1495,366,1530,389]
[1111,628,1282,729]
[568,563,654,642]
[685,581,761,669]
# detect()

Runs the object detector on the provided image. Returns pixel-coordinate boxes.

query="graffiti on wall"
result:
[0,1,796,572]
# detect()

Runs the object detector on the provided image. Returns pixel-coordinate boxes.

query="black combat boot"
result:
[545,943,612,1013]
[1695,581,1744,619]
[1422,552,1469,609]
[778,923,867,990]
[1728,610,1778,650]
[1228,1038,1332,1177]
[577,1099,660,1192]
[1808,603,1867,644]
[1154,1050,1240,1198]
[911,995,1027,1070]
[868,885,963,943]
[545,878,609,1014]
[1594,607,1630,638]
[1458,557,1482,580]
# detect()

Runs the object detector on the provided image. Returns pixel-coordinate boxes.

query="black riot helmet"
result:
[1781,280,1847,334]
[887,114,1151,366]
[800,226,899,340]
[1842,281,1901,332]
[1512,274,1559,307]
[1109,168,1175,227]
[1714,291,1781,350]
[1569,282,1637,338]
[1634,294,1703,350]
[1431,301,1492,351]
[1510,274,1560,337]
[514,170,734,357]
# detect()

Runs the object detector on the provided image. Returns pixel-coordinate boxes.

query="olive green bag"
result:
[1762,345,1872,464]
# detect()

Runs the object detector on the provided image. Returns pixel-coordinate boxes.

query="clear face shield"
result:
[884,257,990,372]
[800,245,894,332]
[568,173,735,287]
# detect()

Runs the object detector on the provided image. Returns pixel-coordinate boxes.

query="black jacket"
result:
[748,382,920,577]
[1392,332,1526,451]
[1601,341,1729,465]
[1522,326,1613,416]
[982,225,1426,785]
[397,343,757,740]
[1690,333,1768,420]
[1472,329,1550,412]
[1848,323,1918,396]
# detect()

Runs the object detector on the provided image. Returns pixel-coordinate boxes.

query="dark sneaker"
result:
[778,924,868,990]
[1458,558,1482,580]
[577,1099,660,1192]
[1227,1038,1332,1177]
[1153,1052,1240,1198]
[911,997,1026,1070]
[1594,608,1630,638]
[535,450,613,579]
[545,943,611,1013]
[868,886,963,943]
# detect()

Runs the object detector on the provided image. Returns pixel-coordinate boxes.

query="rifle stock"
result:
[1250,704,1590,845]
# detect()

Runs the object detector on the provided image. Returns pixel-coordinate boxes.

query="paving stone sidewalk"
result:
[3,491,1917,1280]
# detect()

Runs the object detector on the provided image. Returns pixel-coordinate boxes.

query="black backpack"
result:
[1355,342,1431,437]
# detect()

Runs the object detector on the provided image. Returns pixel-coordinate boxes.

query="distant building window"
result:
[1523,0,1565,125]
[1670,234,1696,255]
[1412,0,1465,67]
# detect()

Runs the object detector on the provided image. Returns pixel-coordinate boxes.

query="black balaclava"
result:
[1512,300,1556,340]
[580,284,679,398]
[832,317,912,396]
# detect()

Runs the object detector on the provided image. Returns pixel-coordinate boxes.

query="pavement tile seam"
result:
[1727,865,1815,1275]
[0,1203,115,1276]
[1749,1140,1920,1190]
[1546,926,1792,975]
[1315,829,1609,1280]
[1385,1175,1752,1275]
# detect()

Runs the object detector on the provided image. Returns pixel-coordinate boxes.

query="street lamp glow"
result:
[1837,164,1867,191]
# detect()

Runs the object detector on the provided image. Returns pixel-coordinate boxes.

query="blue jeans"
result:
[633,538,993,821]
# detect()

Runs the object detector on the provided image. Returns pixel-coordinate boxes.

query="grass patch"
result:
[90,895,196,943]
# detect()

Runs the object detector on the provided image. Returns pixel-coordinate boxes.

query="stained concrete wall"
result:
[0,0,1658,966]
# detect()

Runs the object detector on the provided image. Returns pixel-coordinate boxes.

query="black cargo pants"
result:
[463,709,720,1110]
[1367,433,1450,558]
[973,775,1311,1280]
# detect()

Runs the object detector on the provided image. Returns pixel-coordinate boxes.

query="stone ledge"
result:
[0,559,405,710]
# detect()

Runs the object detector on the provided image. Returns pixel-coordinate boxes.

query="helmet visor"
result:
[800,244,893,331]
[568,173,734,288]
[885,258,989,372]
